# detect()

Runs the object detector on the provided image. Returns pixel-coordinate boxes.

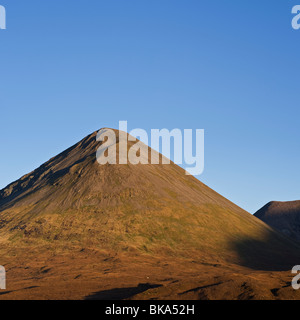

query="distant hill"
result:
[254,201,300,242]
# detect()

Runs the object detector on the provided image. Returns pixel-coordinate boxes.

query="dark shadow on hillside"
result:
[0,286,39,296]
[85,283,162,300]
[230,229,300,271]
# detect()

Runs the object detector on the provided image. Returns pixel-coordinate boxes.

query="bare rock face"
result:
[255,201,300,242]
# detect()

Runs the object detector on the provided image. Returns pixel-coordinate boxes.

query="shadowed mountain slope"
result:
[255,201,300,242]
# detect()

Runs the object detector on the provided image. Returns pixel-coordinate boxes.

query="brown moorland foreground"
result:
[0,129,300,300]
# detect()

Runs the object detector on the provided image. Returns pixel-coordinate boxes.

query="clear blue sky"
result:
[0,0,299,213]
